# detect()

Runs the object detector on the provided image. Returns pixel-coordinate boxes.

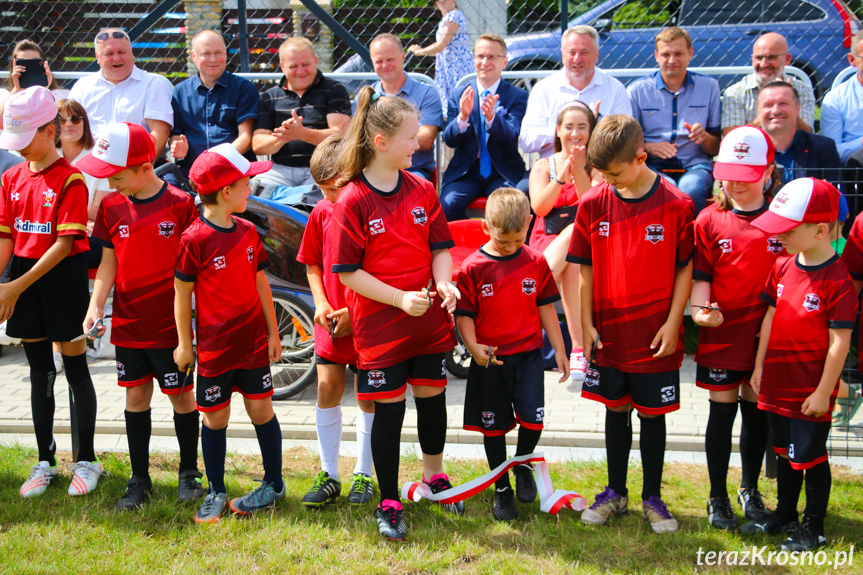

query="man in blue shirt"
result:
[368,33,443,182]
[628,27,720,215]
[169,30,260,178]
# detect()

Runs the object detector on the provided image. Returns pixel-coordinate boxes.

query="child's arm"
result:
[579,264,600,361]
[455,315,500,367]
[539,303,570,382]
[173,278,195,371]
[651,262,693,358]
[750,306,775,394]
[690,279,724,328]
[256,270,283,363]
[802,327,852,418]
[432,248,461,313]
[0,238,12,277]
[0,235,73,322]
[307,263,351,338]
[339,270,435,317]
[83,247,117,337]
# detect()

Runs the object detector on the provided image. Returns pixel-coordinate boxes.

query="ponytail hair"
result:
[336,86,418,188]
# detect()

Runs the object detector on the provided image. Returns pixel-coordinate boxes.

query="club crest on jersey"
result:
[660,385,676,403]
[733,142,750,159]
[599,221,610,237]
[10,192,20,201]
[205,385,221,402]
[718,239,732,253]
[247,246,254,263]
[367,370,386,388]
[97,138,110,155]
[481,411,495,428]
[522,278,536,295]
[163,373,178,387]
[767,236,783,254]
[158,221,176,238]
[41,188,56,208]
[803,293,821,312]
[777,283,784,298]
[411,206,428,225]
[645,223,665,244]
[14,217,50,234]
[481,283,494,297]
[119,224,130,238]
[214,255,226,270]
[262,374,272,389]
[369,218,385,235]
[584,367,600,387]
[709,368,727,382]
[116,361,126,378]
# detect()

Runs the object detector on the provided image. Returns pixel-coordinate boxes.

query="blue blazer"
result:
[442,79,529,187]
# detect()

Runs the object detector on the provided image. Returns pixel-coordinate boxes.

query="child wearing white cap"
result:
[0,85,104,497]
[747,177,857,551]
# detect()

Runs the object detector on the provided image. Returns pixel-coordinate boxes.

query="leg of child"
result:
[316,364,346,479]
[125,381,155,480]
[775,454,804,523]
[168,389,200,474]
[803,460,831,533]
[23,339,57,465]
[245,396,283,491]
[639,411,666,500]
[60,339,97,462]
[413,386,447,480]
[483,435,510,490]
[201,407,230,494]
[606,405,633,496]
[354,372,375,477]
[739,385,768,491]
[705,389,739,499]
[371,396,406,503]
[554,233,583,351]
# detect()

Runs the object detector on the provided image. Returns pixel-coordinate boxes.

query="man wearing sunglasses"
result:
[68,28,173,158]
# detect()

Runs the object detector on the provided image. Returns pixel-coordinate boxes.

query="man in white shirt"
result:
[68,29,173,155]
[518,25,631,159]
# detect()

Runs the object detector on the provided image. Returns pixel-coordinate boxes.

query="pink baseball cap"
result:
[189,143,272,194]
[77,122,155,177]
[0,86,58,151]
[713,126,775,183]
[752,177,840,234]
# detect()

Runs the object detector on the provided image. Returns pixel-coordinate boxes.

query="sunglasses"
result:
[59,115,84,125]
[96,30,130,43]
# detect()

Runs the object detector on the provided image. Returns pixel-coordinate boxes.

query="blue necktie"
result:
[479,89,492,179]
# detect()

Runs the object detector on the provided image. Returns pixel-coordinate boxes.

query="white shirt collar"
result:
[476,77,502,95]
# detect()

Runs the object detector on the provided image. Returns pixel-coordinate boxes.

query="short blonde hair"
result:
[310,134,342,186]
[587,115,644,171]
[655,27,692,49]
[485,188,530,234]
[279,37,315,60]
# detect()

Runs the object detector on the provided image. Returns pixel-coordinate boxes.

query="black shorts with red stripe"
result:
[582,364,680,415]
[695,364,753,392]
[357,352,447,401]
[116,347,193,395]
[770,412,830,470]
[463,348,545,437]
[196,366,273,412]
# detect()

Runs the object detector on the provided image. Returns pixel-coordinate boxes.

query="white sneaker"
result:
[20,461,58,498]
[53,352,63,373]
[67,461,107,496]
[570,349,588,382]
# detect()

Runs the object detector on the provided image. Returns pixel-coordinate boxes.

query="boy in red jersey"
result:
[568,115,694,534]
[297,135,376,507]
[456,188,569,521]
[0,86,104,498]
[79,122,202,510]
[175,144,284,524]
[748,177,856,551]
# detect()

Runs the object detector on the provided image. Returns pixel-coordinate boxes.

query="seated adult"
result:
[68,28,172,154]
[822,31,863,163]
[519,25,631,159]
[721,32,815,137]
[0,39,69,119]
[253,37,351,187]
[628,27,720,215]
[367,33,443,182]
[169,30,260,178]
[440,33,528,221]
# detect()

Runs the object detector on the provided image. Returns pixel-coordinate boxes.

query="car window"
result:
[680,0,762,26]
[762,0,825,22]
[598,0,679,30]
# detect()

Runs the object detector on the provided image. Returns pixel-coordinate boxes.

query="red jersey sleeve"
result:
[842,212,863,280]
[535,255,559,306]
[175,232,202,282]
[761,260,781,307]
[331,185,366,273]
[455,260,478,317]
[297,204,325,267]
[0,173,10,240]
[91,201,112,247]
[827,271,858,329]
[425,183,455,250]
[55,173,88,238]
[566,195,592,265]
[676,198,695,267]
[178,194,198,232]
[253,231,269,272]
[693,212,714,282]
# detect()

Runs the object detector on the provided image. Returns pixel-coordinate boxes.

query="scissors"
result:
[588,334,600,365]
[329,317,337,343]
[178,351,196,401]
[73,318,105,342]
[485,345,496,369]
[422,279,434,306]
[692,304,722,312]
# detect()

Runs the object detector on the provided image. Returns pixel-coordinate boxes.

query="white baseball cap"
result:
[713,126,775,183]
[189,143,272,194]
[752,177,840,234]
[0,86,58,151]
[77,122,156,178]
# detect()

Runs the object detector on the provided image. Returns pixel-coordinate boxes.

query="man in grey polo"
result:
[628,27,720,215]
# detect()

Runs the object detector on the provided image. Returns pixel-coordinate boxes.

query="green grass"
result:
[0,445,861,574]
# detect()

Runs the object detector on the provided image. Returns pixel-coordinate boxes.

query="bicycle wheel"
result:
[270,288,317,400]
[445,325,472,379]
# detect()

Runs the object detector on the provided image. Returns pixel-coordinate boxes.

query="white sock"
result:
[354,410,375,476]
[316,404,342,480]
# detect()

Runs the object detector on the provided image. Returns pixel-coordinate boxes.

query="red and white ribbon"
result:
[400,452,587,515]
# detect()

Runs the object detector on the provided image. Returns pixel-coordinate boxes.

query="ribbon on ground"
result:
[401,452,587,514]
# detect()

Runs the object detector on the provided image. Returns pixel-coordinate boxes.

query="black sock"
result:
[739,399,768,489]
[62,353,97,462]
[515,425,542,457]
[174,410,200,473]
[705,400,738,498]
[803,461,831,533]
[414,392,447,456]
[24,341,56,465]
[483,435,510,490]
[201,424,227,494]
[775,456,803,523]
[371,400,406,502]
[253,415,283,491]
[605,409,632,496]
[639,414,667,500]
[125,409,151,479]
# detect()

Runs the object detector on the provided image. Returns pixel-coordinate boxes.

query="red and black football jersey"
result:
[0,158,89,258]
[693,202,785,370]
[759,254,857,422]
[455,245,559,356]
[566,176,694,373]
[297,198,357,365]
[841,211,863,357]
[175,215,270,377]
[331,171,456,369]
[92,183,197,348]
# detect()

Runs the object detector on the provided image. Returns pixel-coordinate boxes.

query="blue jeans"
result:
[650,161,714,216]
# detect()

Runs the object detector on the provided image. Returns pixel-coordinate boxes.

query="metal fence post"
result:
[560,0,568,35]
[238,0,250,74]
